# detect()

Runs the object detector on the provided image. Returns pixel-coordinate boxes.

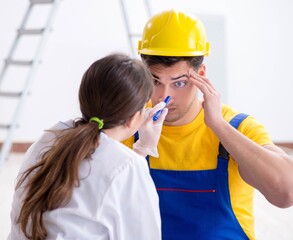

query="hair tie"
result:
[89,117,104,130]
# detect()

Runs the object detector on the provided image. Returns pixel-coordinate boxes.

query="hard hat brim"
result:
[138,48,210,57]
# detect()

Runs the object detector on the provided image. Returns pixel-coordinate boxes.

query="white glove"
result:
[133,101,168,158]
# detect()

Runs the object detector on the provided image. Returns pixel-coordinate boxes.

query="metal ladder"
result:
[119,0,152,57]
[0,0,61,167]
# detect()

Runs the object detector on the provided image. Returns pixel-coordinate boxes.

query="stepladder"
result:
[0,0,61,167]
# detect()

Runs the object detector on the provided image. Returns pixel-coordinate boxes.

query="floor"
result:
[1,151,293,240]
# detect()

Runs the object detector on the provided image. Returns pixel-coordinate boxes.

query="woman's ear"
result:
[197,64,206,77]
[125,111,141,129]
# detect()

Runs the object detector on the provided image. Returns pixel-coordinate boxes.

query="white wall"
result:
[0,0,293,143]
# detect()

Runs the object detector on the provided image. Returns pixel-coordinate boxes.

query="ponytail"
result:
[16,120,100,239]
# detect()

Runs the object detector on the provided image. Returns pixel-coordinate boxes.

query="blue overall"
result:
[135,113,250,239]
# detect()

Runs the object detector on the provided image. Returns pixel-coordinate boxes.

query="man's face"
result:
[149,61,204,126]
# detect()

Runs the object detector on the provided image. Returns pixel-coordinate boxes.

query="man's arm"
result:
[189,71,293,208]
[213,120,293,208]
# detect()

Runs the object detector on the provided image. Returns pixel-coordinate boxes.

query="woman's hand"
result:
[133,102,168,158]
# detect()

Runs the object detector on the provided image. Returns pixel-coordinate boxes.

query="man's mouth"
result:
[167,107,175,113]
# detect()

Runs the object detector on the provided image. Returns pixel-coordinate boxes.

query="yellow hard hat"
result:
[138,9,210,57]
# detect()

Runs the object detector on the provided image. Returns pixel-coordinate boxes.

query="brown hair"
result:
[141,54,204,71]
[16,53,153,240]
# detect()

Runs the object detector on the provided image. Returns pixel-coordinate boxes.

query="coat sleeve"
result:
[98,156,161,240]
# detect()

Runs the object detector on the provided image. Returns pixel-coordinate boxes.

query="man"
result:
[124,9,293,240]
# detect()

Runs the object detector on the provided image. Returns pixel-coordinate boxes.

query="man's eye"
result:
[174,81,187,88]
[153,79,160,86]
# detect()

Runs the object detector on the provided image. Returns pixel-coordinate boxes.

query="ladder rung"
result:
[130,33,141,37]
[5,59,33,66]
[0,91,22,97]
[18,28,44,35]
[30,0,54,4]
[0,124,10,129]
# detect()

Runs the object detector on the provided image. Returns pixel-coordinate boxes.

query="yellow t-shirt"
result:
[123,104,273,240]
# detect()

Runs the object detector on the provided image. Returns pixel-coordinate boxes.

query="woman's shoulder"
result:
[91,133,147,177]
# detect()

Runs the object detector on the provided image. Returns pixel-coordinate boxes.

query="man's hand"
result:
[188,70,224,129]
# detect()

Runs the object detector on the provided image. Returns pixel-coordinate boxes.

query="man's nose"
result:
[159,87,172,102]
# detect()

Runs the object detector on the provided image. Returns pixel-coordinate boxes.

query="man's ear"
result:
[125,111,141,129]
[197,64,206,77]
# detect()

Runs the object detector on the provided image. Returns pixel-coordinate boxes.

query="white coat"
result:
[8,120,161,240]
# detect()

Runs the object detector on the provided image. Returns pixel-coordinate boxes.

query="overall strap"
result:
[218,113,249,161]
[134,131,139,142]
[134,131,150,165]
[229,113,249,129]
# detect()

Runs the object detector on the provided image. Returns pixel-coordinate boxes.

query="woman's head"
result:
[79,53,154,129]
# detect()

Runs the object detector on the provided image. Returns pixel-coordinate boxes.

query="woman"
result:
[8,53,166,240]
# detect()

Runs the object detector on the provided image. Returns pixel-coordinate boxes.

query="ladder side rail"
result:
[0,3,34,87]
[119,0,136,56]
[143,0,151,19]
[16,0,62,102]
[119,0,152,57]
[0,0,61,166]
